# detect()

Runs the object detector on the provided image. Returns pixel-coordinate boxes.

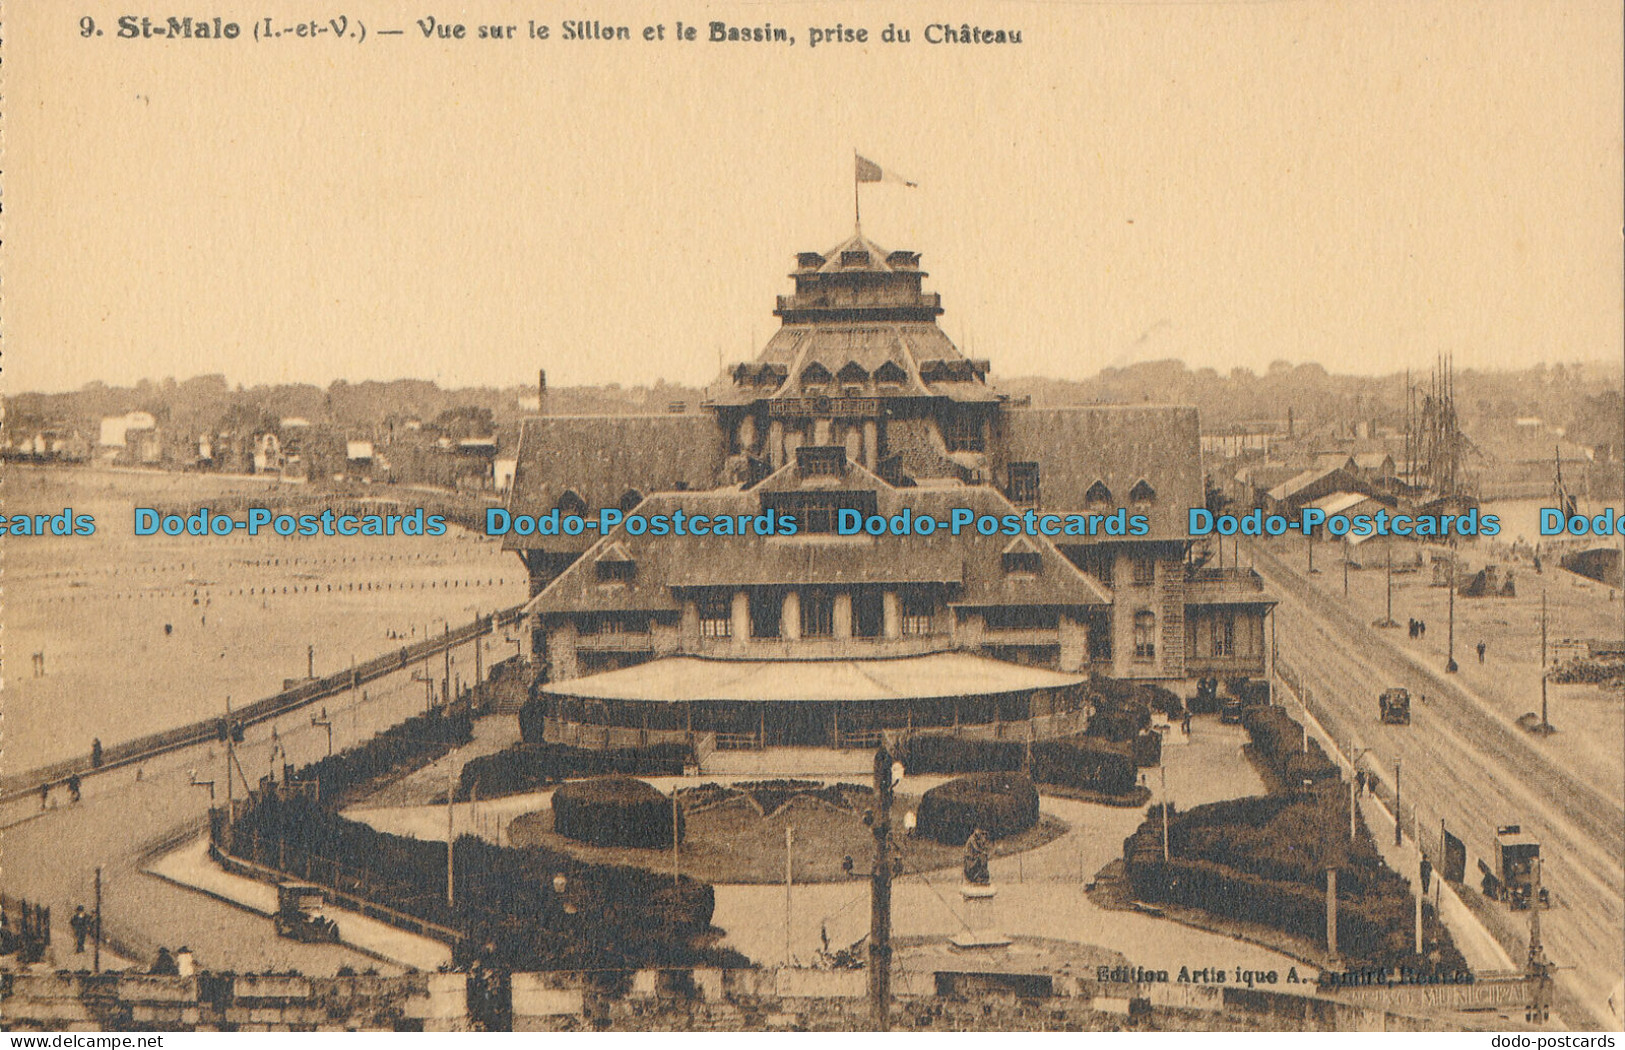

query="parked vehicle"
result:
[273,882,340,942]
[1379,688,1411,725]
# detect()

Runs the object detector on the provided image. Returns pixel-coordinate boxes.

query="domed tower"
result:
[711,229,1000,485]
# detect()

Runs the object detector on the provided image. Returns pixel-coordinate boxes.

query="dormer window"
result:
[596,559,635,583]
[1084,481,1113,510]
[886,251,920,269]
[1007,463,1040,506]
[1002,537,1041,576]
[594,541,636,583]
[840,250,871,268]
[801,362,833,393]
[875,361,907,388]
[1003,551,1041,575]
[797,252,826,271]
[837,361,870,386]
[557,490,587,518]
[1129,479,1157,503]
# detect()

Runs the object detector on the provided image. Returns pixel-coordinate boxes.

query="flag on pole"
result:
[856,154,918,187]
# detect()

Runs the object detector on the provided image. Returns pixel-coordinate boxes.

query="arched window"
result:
[1085,481,1113,509]
[1133,611,1157,662]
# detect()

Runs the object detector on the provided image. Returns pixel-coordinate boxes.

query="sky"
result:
[6,0,1622,393]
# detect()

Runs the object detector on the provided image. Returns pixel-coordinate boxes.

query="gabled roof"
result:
[1353,451,1395,470]
[1266,465,1364,503]
[1003,405,1202,541]
[524,474,1110,617]
[798,230,923,276]
[1307,491,1378,517]
[504,414,726,551]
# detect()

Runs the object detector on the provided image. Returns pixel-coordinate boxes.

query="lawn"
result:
[506,783,1069,884]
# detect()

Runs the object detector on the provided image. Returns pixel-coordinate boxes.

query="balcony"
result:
[1184,567,1271,606]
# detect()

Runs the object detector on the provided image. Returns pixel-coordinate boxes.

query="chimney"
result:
[538,369,548,415]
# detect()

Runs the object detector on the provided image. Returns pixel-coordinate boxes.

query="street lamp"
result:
[1346,747,1373,839]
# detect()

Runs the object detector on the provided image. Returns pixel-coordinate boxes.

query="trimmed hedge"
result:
[1123,807,1465,973]
[1242,705,1340,787]
[226,792,734,972]
[287,709,473,807]
[458,742,691,800]
[552,777,682,849]
[1030,735,1137,795]
[916,772,1040,845]
[900,735,1024,775]
[1132,730,1163,768]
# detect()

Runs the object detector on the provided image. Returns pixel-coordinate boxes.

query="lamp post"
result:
[1394,761,1403,848]
[1347,747,1373,839]
[1539,588,1553,733]
[1445,550,1458,673]
[869,746,895,1031]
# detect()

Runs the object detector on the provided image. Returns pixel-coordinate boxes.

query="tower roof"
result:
[712,229,996,406]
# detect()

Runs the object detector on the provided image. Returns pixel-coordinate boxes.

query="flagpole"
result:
[853,149,861,230]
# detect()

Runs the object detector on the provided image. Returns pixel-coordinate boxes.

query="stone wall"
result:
[3,966,1470,1033]
[0,972,467,1033]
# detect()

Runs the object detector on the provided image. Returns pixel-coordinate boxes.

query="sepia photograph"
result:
[2,0,1622,1037]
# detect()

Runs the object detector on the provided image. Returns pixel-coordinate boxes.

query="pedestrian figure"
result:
[39,782,49,811]
[1356,769,1366,796]
[1418,620,1427,638]
[91,739,103,769]
[32,650,45,677]
[68,774,82,803]
[1476,640,1486,664]
[70,906,91,953]
[1182,708,1192,735]
[164,623,172,636]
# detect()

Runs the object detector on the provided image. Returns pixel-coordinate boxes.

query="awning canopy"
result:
[538,652,1087,705]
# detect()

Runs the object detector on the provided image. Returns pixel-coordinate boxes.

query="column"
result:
[813,418,832,445]
[834,593,853,639]
[738,415,757,455]
[782,591,802,641]
[731,591,750,643]
[844,428,861,465]
[863,420,878,470]
[883,590,901,639]
[768,420,784,468]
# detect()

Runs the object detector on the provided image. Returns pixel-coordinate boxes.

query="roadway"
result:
[1250,540,1624,1029]
[0,658,461,975]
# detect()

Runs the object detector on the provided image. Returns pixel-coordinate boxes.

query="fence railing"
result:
[211,832,462,945]
[1,604,527,805]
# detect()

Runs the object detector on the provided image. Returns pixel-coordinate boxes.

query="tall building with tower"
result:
[504,227,1273,747]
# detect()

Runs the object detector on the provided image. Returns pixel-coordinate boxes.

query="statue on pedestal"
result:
[963,827,992,887]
